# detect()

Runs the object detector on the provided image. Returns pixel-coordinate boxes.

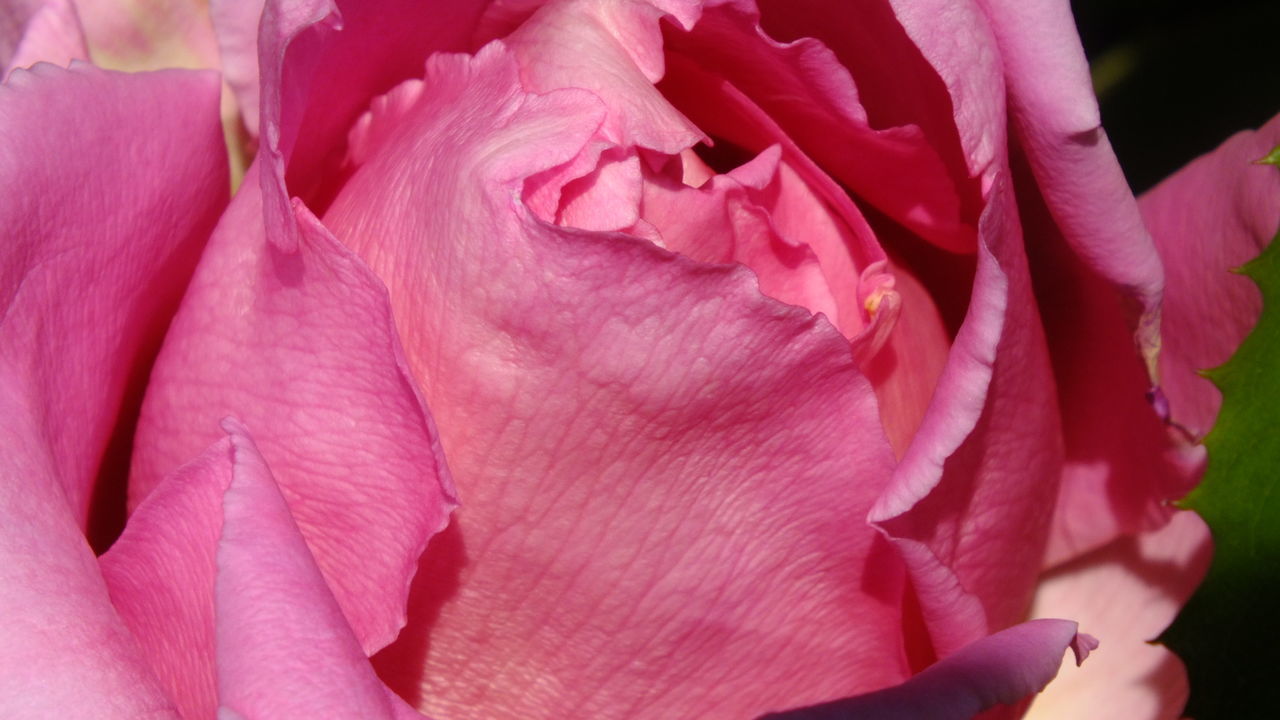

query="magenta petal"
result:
[214,419,411,720]
[1142,113,1280,437]
[1,62,227,526]
[324,43,906,717]
[130,161,455,655]
[763,619,1093,720]
[979,0,1164,368]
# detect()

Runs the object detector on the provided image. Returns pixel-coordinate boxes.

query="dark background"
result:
[1071,0,1280,193]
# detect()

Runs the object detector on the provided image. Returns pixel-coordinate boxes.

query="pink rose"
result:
[3,1,1276,718]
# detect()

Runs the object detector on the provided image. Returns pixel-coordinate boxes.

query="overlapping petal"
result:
[323,41,910,718]
[0,61,226,718]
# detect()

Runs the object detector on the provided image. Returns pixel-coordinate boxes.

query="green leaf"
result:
[1160,152,1280,719]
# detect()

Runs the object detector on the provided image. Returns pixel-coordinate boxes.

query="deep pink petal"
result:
[249,0,489,251]
[1,0,87,75]
[1142,113,1280,438]
[215,419,410,720]
[763,619,1094,720]
[323,42,908,718]
[129,161,456,655]
[978,0,1164,372]
[1027,511,1210,720]
[0,62,227,527]
[99,439,235,719]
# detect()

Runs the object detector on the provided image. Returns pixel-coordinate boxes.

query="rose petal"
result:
[0,61,224,719]
[323,42,909,717]
[1026,511,1211,720]
[100,438,234,720]
[1,0,87,75]
[977,0,1164,372]
[1142,113,1280,438]
[70,0,219,72]
[129,160,456,656]
[762,619,1094,720]
[673,0,977,252]
[0,61,227,527]
[215,419,414,720]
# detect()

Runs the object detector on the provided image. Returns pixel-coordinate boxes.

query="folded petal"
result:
[99,439,236,719]
[323,42,908,717]
[0,62,227,528]
[129,161,456,656]
[978,0,1164,373]
[0,380,180,719]
[215,419,411,720]
[1026,511,1211,720]
[762,619,1094,720]
[0,61,223,719]
[1141,113,1280,438]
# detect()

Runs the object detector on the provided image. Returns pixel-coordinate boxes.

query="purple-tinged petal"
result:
[763,619,1094,720]
[129,160,456,656]
[1,61,227,528]
[978,0,1164,373]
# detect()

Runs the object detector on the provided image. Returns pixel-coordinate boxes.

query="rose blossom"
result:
[2,1,1276,718]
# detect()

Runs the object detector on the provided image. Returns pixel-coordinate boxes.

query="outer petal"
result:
[0,62,227,529]
[1,0,87,75]
[324,43,908,718]
[129,161,456,656]
[1026,512,1210,720]
[215,420,414,720]
[763,619,1095,720]
[977,0,1165,373]
[0,62,224,719]
[1141,114,1280,438]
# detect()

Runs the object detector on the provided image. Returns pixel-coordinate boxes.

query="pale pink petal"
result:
[1026,511,1211,720]
[0,62,227,528]
[215,419,406,720]
[209,0,265,134]
[763,619,1094,720]
[323,43,908,718]
[0,381,179,719]
[978,0,1164,372]
[1,0,87,75]
[674,0,976,251]
[69,0,219,72]
[99,439,236,720]
[129,160,455,655]
[1142,113,1280,438]
[871,162,1065,664]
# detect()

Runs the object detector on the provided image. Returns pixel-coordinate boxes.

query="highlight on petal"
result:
[761,619,1094,720]
[0,61,227,529]
[129,160,456,656]
[214,419,410,720]
[322,40,910,717]
[1026,511,1211,720]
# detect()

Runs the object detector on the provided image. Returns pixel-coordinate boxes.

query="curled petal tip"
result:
[1070,632,1100,666]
